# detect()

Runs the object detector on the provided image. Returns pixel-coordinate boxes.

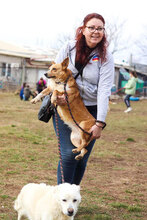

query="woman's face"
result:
[83,18,104,48]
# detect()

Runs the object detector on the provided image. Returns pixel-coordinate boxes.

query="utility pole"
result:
[129,53,133,67]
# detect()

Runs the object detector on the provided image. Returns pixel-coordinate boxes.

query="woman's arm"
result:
[97,52,114,122]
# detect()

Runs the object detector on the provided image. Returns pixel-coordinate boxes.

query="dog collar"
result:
[55,75,71,85]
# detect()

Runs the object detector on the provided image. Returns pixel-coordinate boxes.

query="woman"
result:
[53,13,114,185]
[124,71,138,113]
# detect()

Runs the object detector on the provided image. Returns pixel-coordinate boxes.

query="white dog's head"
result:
[57,183,81,217]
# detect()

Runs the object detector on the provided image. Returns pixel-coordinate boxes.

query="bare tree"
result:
[136,26,147,58]
[50,32,74,50]
[129,25,147,64]
[106,18,129,55]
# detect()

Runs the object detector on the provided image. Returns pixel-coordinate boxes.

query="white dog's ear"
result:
[61,57,69,70]
[77,185,80,192]
[72,184,80,192]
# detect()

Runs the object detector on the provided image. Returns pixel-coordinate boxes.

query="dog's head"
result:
[57,183,81,217]
[44,57,70,82]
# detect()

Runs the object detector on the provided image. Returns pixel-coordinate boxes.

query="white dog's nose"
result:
[67,208,74,216]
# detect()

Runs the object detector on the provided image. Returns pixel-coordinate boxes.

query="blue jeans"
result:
[52,105,97,185]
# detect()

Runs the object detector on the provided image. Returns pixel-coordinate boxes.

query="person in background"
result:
[52,13,114,185]
[23,85,35,101]
[36,77,47,94]
[143,76,147,97]
[19,82,26,100]
[124,71,138,113]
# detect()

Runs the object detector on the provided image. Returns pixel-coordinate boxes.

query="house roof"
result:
[0,40,57,60]
[0,40,36,58]
[119,67,144,83]
[115,63,147,76]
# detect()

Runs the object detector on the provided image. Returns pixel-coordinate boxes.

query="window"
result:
[1,63,11,77]
[2,63,6,76]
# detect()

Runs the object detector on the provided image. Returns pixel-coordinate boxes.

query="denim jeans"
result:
[52,105,97,185]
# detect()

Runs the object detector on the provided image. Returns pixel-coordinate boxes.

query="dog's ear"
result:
[72,184,80,192]
[61,57,69,70]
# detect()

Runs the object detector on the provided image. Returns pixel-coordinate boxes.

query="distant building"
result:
[0,40,57,91]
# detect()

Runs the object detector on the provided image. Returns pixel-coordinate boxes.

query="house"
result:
[0,40,57,91]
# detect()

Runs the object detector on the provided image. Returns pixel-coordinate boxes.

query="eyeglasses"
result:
[86,26,105,33]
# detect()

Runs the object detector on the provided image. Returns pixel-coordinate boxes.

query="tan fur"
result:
[31,57,96,160]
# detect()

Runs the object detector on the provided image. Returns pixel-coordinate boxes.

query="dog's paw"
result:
[75,154,83,160]
[31,98,38,104]
[30,99,35,104]
[72,148,78,154]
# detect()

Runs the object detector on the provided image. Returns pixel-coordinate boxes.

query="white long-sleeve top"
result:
[55,40,114,122]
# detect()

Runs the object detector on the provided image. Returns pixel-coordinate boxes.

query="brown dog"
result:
[31,57,96,160]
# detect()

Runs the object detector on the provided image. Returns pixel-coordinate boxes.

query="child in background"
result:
[19,82,26,100]
[124,71,138,113]
[23,85,35,101]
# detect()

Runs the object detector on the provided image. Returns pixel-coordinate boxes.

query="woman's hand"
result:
[90,124,102,140]
[56,94,67,106]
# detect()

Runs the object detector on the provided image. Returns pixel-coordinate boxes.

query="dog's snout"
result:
[67,208,74,216]
[44,73,55,79]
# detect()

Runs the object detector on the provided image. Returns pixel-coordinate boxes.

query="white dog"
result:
[14,182,81,220]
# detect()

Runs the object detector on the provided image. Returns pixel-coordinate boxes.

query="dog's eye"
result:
[52,68,57,71]
[62,199,67,202]
[73,199,77,202]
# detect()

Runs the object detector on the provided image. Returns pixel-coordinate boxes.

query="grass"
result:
[0,92,147,220]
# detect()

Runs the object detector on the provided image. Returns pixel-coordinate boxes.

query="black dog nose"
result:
[68,208,74,216]
[44,73,47,77]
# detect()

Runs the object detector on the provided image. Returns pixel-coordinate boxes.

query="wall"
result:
[0,54,49,91]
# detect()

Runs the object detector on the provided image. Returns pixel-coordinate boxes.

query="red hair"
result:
[75,13,108,64]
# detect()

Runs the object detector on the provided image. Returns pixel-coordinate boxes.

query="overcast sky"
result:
[0,0,147,63]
